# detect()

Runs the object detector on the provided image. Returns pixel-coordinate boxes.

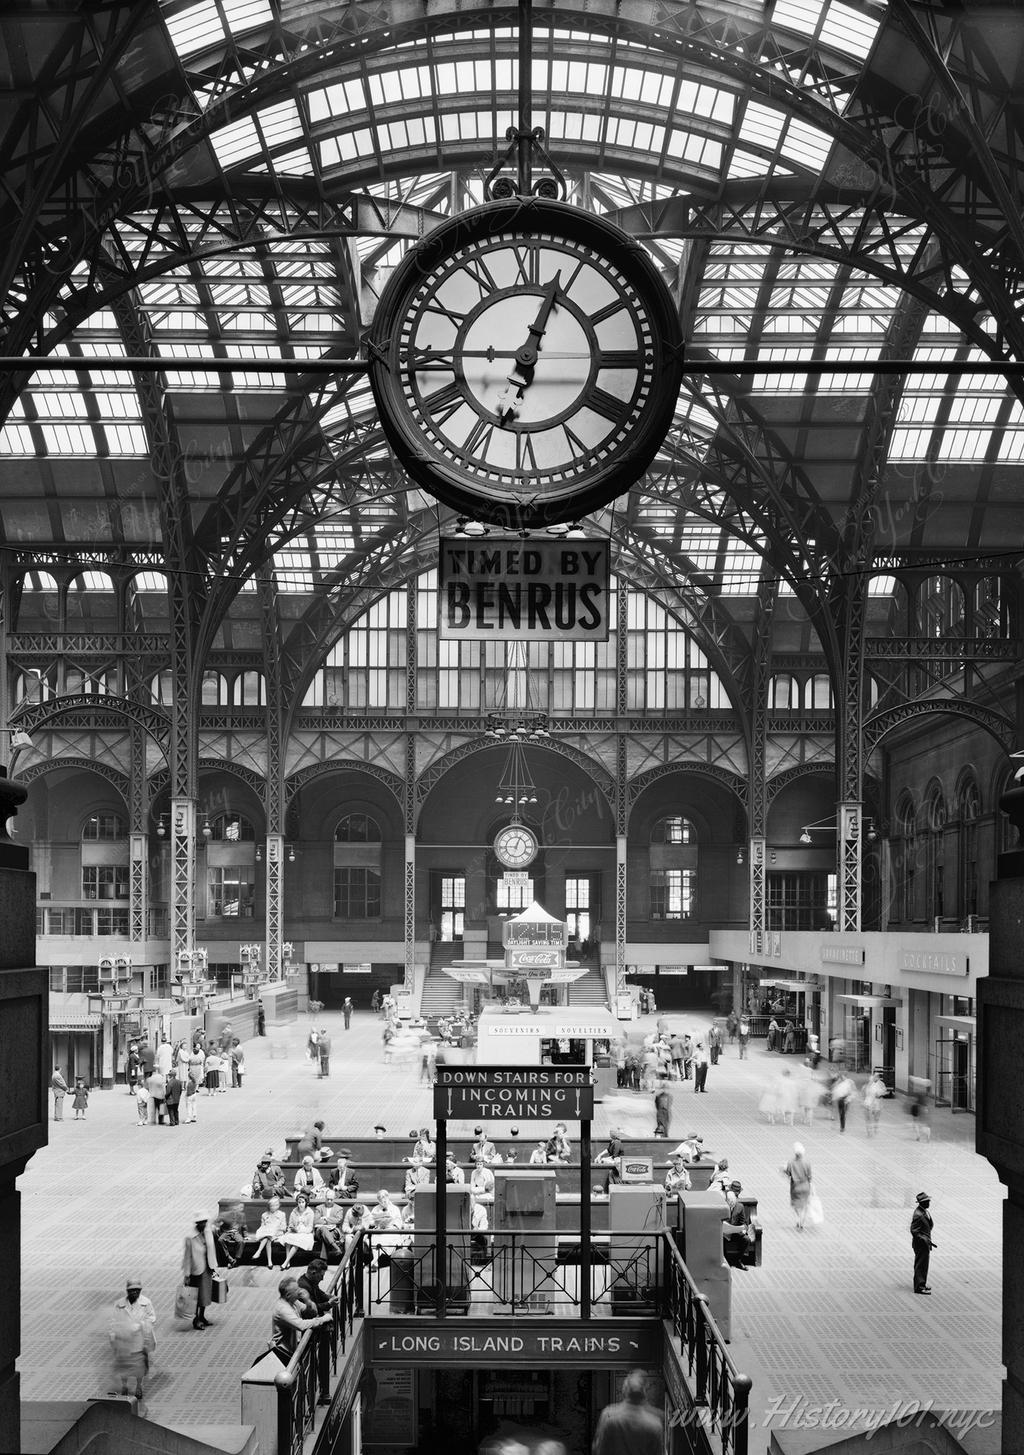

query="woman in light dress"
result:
[246,1195,288,1267]
[279,1192,316,1269]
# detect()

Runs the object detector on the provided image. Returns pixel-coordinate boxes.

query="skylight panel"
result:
[780,115,833,171]
[0,424,34,454]
[820,1,882,62]
[740,101,785,154]
[162,0,273,61]
[210,115,260,168]
[40,423,97,455]
[679,81,733,125]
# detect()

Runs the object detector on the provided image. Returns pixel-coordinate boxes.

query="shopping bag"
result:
[806,1190,824,1226]
[175,1283,195,1320]
[211,1274,229,1304]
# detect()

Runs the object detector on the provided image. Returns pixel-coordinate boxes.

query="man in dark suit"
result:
[911,1191,937,1294]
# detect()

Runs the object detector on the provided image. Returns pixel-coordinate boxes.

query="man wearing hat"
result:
[911,1192,937,1294]
[108,1275,156,1400]
[723,1182,752,1269]
[664,1153,691,1197]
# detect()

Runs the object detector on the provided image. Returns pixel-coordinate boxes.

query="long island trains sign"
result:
[433,1064,594,1120]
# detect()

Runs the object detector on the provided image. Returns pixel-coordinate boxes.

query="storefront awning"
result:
[834,994,900,1009]
[936,1015,976,1033]
[49,1014,102,1031]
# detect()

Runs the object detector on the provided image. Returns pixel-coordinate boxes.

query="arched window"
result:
[334,813,382,917]
[924,786,946,921]
[649,816,697,919]
[894,794,916,923]
[807,674,833,709]
[956,778,981,921]
[81,812,129,904]
[769,675,799,709]
[234,671,265,706]
[201,671,226,705]
[151,671,173,705]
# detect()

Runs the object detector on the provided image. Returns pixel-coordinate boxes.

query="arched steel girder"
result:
[414,735,616,825]
[146,758,269,805]
[608,193,1021,384]
[13,693,170,745]
[626,762,748,816]
[186,349,842,683]
[864,700,1014,757]
[16,756,131,804]
[6,0,1024,412]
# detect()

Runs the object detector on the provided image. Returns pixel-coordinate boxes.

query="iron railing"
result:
[366,1226,667,1315]
[272,1234,364,1455]
[664,1239,751,1455]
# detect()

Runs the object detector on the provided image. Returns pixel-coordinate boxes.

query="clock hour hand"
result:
[497,273,562,423]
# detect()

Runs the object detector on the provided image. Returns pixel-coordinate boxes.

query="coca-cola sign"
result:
[507,947,561,971]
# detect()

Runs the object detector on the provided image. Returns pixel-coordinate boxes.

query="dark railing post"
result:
[580,1117,591,1318]
[436,1116,447,1319]
[277,1373,293,1455]
[695,1295,709,1402]
[732,1374,752,1455]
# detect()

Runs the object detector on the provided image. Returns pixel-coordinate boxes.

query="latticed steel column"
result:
[128,724,147,943]
[265,835,284,978]
[614,583,629,994]
[839,802,863,933]
[170,797,196,962]
[748,838,767,948]
[404,579,418,989]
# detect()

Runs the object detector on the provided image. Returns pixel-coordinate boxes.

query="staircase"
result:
[419,943,468,1018]
[567,964,609,1008]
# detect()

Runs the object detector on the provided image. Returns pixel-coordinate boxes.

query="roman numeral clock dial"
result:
[367,200,684,529]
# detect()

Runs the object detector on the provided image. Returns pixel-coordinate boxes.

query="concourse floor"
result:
[18,1007,1002,1451]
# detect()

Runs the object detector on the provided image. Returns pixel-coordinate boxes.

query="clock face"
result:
[368,199,683,528]
[494,824,538,869]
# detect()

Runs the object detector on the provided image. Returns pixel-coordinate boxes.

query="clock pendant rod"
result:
[517,0,533,197]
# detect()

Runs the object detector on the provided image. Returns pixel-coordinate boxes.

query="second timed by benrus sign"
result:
[438,537,610,641]
[434,1065,594,1120]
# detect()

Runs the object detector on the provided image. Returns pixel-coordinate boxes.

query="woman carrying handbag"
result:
[182,1209,220,1329]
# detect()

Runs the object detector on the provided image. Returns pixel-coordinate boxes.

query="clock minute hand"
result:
[497,273,563,423]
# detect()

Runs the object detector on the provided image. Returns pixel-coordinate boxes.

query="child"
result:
[72,1077,89,1120]
[135,1080,150,1127]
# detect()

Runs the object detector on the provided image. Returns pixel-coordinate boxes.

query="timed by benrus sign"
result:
[438,537,610,641]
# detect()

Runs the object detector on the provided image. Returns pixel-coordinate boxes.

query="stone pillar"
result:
[0,772,47,1450]
[977,781,1024,1453]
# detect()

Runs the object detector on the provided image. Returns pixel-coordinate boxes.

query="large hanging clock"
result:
[494,823,539,869]
[367,198,684,529]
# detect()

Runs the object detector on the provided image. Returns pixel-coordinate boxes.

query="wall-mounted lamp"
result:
[156,813,213,839]
[736,847,744,865]
[799,816,877,844]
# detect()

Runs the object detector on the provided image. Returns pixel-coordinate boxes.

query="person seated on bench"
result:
[313,1189,348,1259]
[670,1131,704,1162]
[213,1214,245,1268]
[594,1128,625,1166]
[722,1180,752,1270]
[707,1158,733,1197]
[470,1127,499,1165]
[444,1152,465,1184]
[529,1138,550,1165]
[293,1156,328,1202]
[665,1153,692,1196]
[246,1195,287,1267]
[470,1164,495,1204]
[367,1190,406,1266]
[405,1161,430,1198]
[253,1149,286,1200]
[407,1127,435,1165]
[341,1202,370,1257]
[329,1151,359,1197]
[544,1121,572,1163]
[279,1192,316,1270]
